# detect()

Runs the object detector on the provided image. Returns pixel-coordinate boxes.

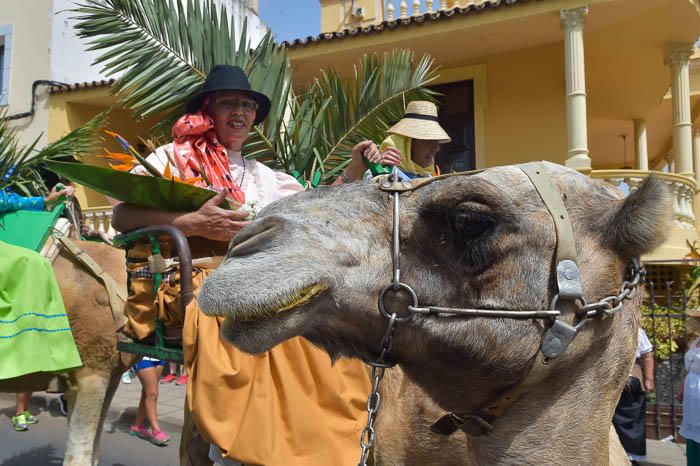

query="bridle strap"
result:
[432,163,585,437]
[431,351,550,436]
[518,163,578,264]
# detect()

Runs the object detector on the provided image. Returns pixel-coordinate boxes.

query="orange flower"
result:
[109,163,136,172]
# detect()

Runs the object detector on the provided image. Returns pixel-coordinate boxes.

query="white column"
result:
[665,43,695,177]
[399,0,407,18]
[560,7,590,172]
[634,119,649,171]
[694,127,700,185]
[387,1,395,20]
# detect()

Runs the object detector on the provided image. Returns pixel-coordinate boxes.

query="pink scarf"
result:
[171,110,245,205]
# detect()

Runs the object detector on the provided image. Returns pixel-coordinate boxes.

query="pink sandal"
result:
[150,429,170,446]
[128,424,149,439]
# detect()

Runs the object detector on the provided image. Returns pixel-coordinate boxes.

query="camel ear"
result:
[603,177,671,258]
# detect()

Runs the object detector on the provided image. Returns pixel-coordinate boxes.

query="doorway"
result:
[430,80,476,173]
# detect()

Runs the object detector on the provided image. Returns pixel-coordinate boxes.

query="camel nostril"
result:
[229,217,282,257]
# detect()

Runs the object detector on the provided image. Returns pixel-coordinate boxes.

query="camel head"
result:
[199,162,669,422]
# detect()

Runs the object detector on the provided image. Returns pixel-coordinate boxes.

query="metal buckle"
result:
[541,317,587,359]
[430,412,494,437]
[555,259,584,301]
[148,254,167,274]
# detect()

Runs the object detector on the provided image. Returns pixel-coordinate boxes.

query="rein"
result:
[357,163,644,465]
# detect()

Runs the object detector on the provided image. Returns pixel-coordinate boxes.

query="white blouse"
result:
[132,143,304,214]
[686,337,700,375]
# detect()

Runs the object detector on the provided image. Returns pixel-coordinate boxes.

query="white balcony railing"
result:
[591,170,697,229]
[385,0,479,20]
[82,206,117,236]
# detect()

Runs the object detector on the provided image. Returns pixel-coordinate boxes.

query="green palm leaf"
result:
[313,51,438,182]
[72,0,280,120]
[0,111,107,196]
[45,160,220,211]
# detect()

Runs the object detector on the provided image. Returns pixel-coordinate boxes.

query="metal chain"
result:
[358,171,412,466]
[577,259,645,318]
[358,313,398,466]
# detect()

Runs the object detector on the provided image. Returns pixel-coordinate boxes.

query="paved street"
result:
[0,373,184,466]
[0,375,690,465]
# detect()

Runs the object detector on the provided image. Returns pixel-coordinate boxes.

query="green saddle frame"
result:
[0,204,65,252]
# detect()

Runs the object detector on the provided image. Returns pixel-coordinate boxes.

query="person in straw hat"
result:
[679,309,700,465]
[334,100,451,184]
[112,64,370,466]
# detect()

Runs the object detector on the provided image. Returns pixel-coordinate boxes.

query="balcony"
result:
[384,1,477,20]
[82,206,117,236]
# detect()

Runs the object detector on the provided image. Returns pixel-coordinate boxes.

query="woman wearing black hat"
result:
[112,65,370,466]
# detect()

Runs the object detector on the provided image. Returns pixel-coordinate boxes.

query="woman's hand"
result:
[176,191,250,242]
[99,231,114,245]
[376,147,403,166]
[44,184,76,206]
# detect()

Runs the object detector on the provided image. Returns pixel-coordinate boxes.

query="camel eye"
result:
[447,209,495,241]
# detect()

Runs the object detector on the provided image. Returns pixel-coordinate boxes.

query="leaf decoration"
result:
[0,111,107,196]
[45,160,220,211]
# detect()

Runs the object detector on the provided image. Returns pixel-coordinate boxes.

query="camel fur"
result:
[198,163,669,465]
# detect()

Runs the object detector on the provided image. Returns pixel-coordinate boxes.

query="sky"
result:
[258,1,443,44]
[258,0,321,44]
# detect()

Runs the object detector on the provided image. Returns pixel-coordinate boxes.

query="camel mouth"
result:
[253,282,328,318]
[199,279,328,321]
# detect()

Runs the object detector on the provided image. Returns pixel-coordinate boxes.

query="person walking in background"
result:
[679,309,700,466]
[613,327,655,465]
[161,362,188,386]
[129,357,170,446]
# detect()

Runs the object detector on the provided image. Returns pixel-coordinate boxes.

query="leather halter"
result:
[375,162,633,437]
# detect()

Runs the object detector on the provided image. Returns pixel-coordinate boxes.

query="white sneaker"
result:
[121,371,132,384]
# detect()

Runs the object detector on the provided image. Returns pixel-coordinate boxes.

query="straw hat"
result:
[386,101,451,143]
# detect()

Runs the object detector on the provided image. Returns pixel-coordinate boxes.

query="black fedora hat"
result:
[186,65,271,125]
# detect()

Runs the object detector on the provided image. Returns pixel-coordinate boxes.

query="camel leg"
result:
[89,368,123,465]
[609,425,631,466]
[63,369,111,466]
[180,397,214,466]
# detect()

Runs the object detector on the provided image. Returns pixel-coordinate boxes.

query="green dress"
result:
[0,240,82,379]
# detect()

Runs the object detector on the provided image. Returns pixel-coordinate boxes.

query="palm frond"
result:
[72,0,270,120]
[38,111,108,162]
[0,111,107,195]
[244,50,438,184]
[0,110,39,192]
[313,51,438,182]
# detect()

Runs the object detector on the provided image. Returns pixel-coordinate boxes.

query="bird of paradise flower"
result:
[96,130,204,186]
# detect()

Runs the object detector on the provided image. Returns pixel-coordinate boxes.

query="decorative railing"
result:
[591,170,697,228]
[385,0,475,20]
[82,206,117,235]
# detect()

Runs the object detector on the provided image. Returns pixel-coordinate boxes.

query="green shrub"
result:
[641,305,698,360]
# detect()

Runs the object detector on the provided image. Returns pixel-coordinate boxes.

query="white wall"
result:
[1,0,53,150]
[216,0,269,47]
[50,0,269,86]
[50,0,109,85]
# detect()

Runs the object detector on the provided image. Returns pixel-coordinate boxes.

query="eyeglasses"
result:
[212,97,258,114]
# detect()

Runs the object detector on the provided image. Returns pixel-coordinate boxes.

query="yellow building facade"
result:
[285,0,700,263]
[47,0,700,263]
